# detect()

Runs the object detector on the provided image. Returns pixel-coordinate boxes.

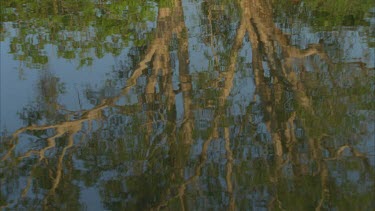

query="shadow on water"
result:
[1,0,374,210]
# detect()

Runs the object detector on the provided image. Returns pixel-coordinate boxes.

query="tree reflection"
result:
[2,0,157,69]
[1,0,374,210]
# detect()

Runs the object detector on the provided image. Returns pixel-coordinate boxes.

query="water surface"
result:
[1,0,374,210]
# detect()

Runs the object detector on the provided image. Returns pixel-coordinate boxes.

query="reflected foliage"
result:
[1,0,158,68]
[274,0,374,28]
[1,0,374,210]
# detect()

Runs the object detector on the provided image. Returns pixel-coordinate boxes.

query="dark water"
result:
[1,0,374,210]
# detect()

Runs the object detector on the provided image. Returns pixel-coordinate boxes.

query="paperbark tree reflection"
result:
[1,0,374,210]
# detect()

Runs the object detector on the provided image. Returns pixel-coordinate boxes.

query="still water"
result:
[1,0,374,210]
